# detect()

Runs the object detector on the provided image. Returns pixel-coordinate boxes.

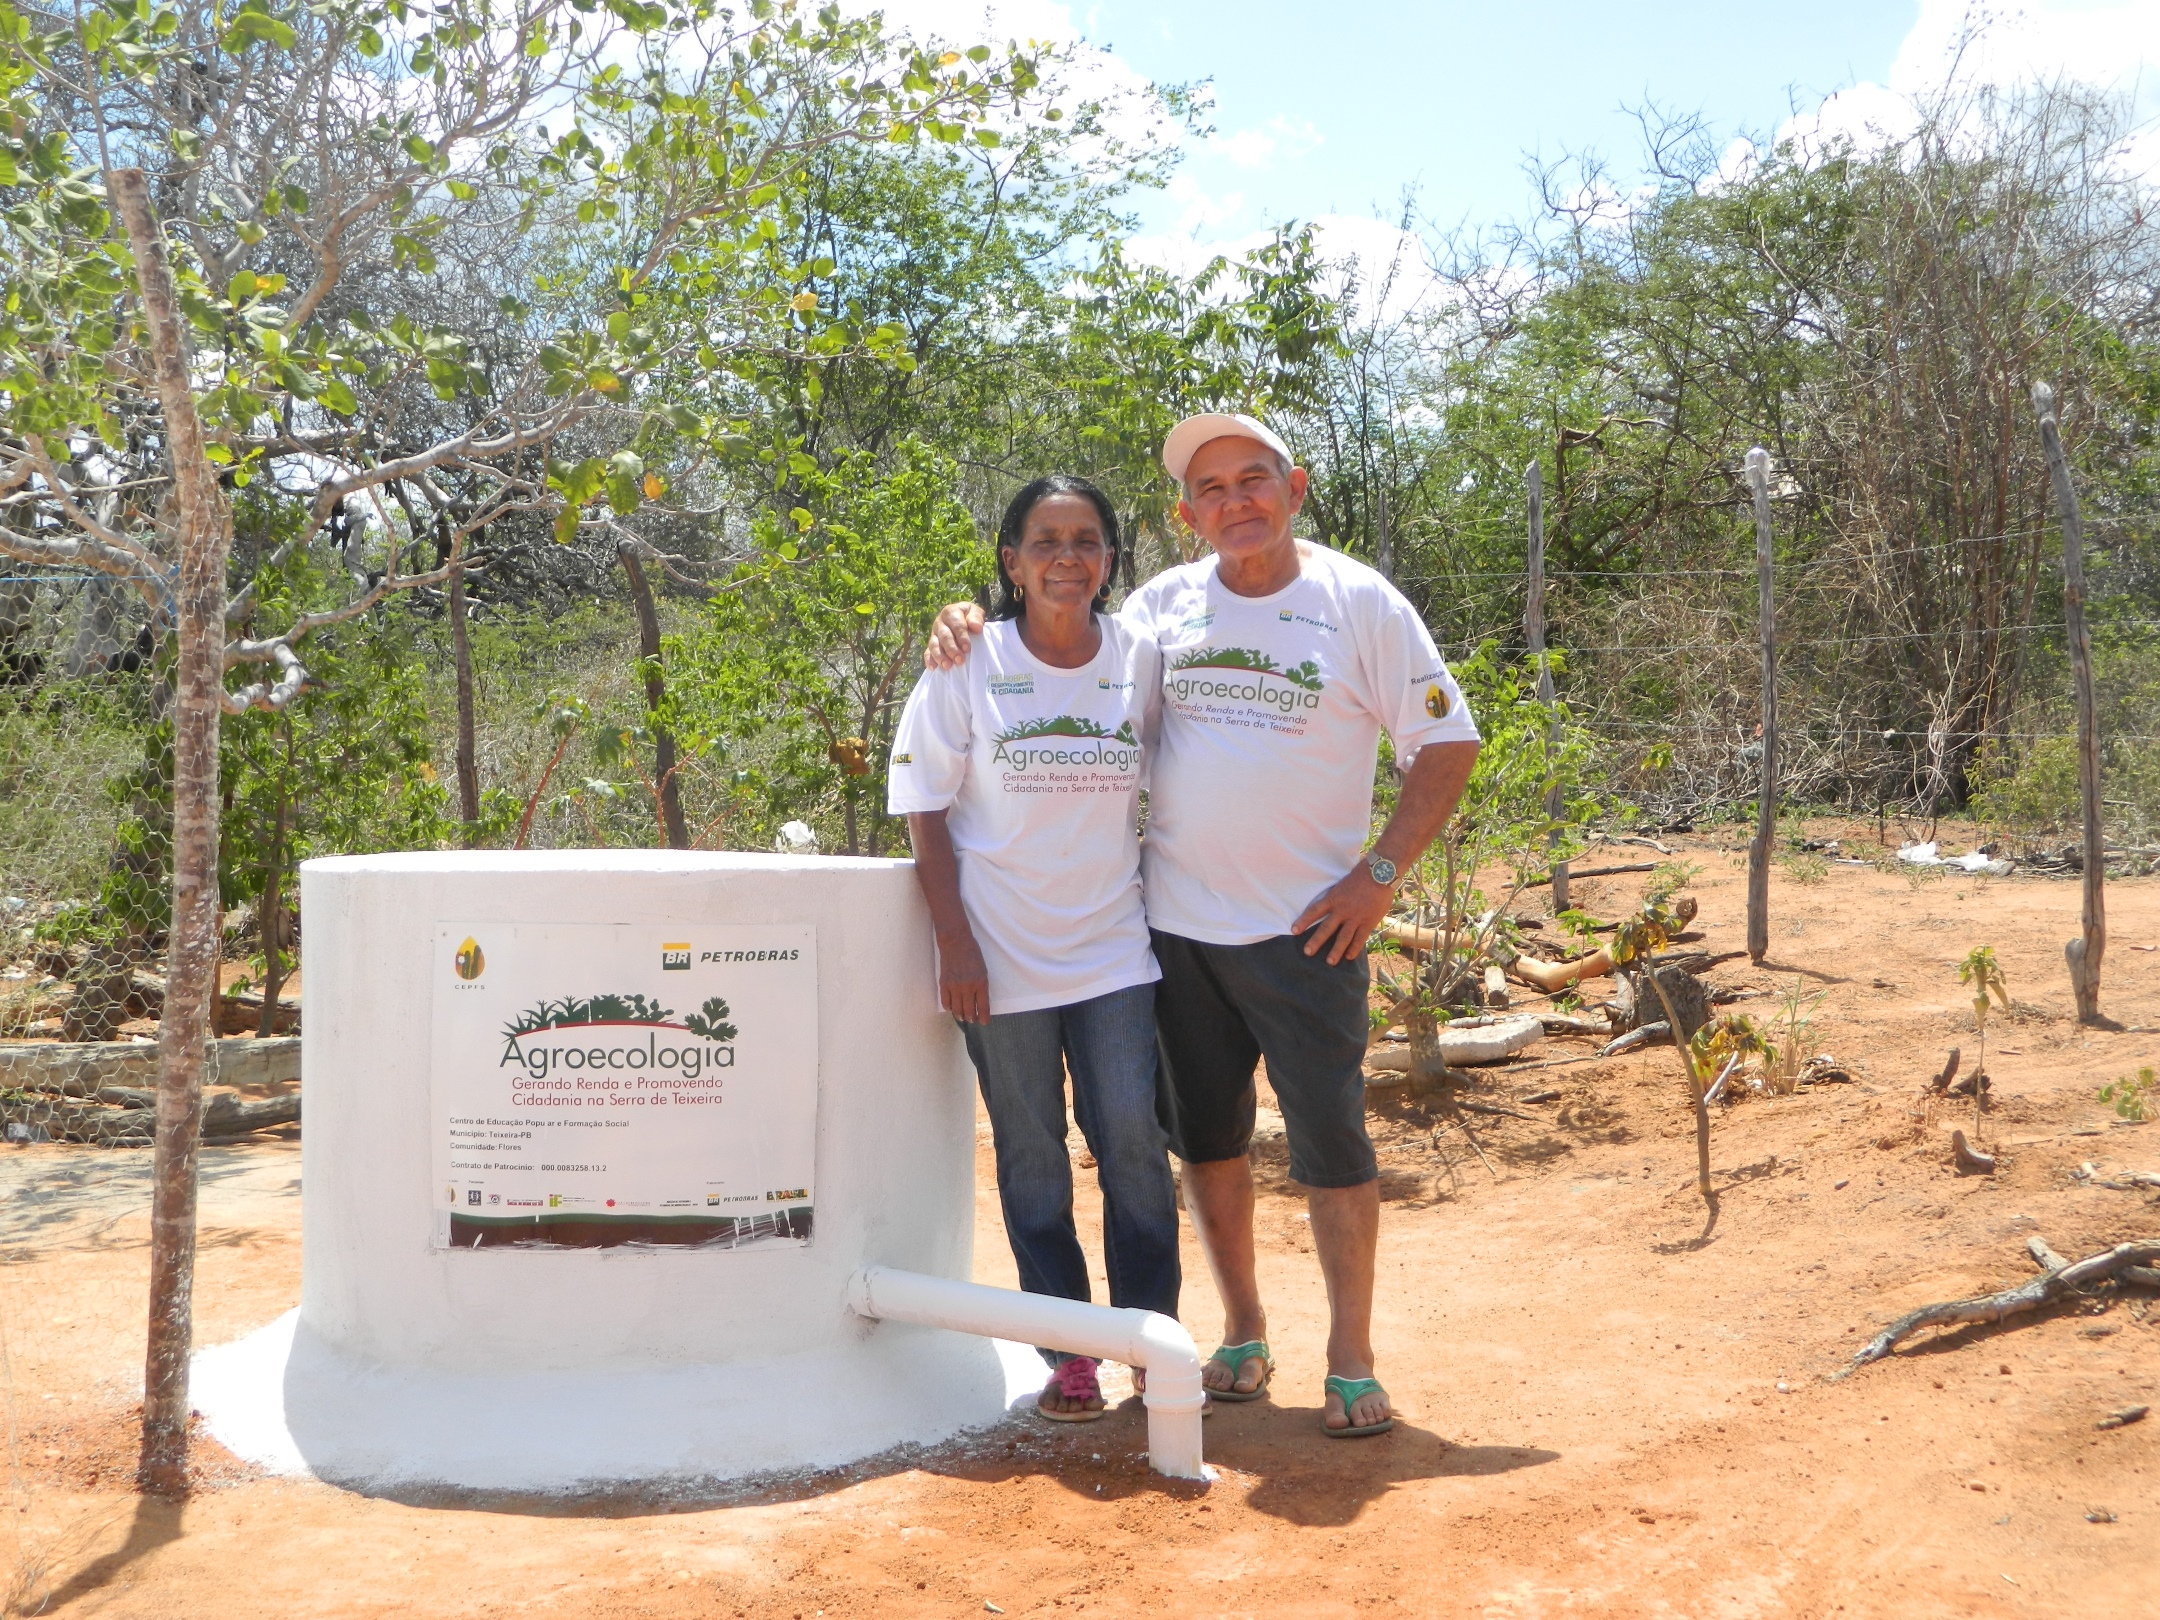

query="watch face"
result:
[1369,855,1397,885]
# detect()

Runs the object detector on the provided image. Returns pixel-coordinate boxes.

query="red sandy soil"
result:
[4,824,2157,1618]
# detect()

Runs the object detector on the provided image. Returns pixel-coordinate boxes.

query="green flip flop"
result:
[1205,1340,1274,1402]
[1322,1375,1396,1438]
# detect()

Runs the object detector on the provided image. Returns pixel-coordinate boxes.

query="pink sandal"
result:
[1037,1355,1106,1423]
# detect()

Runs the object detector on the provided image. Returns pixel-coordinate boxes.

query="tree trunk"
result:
[448,562,480,831]
[618,543,687,849]
[254,720,295,1038]
[114,168,231,1497]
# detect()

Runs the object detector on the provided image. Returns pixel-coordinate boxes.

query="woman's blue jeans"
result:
[960,981,1181,1366]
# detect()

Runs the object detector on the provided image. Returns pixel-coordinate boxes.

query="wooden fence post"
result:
[1525,460,1567,911]
[2032,383,2108,1026]
[1744,449,1779,964]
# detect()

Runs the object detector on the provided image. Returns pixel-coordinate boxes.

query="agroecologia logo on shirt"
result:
[990,714,1142,773]
[498,991,739,1086]
[1166,646,1326,713]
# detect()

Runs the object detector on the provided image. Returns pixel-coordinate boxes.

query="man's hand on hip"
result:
[924,602,985,670]
[1290,740,1480,965]
[1292,866,1396,966]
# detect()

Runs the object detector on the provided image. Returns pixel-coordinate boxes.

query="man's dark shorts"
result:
[1151,928,1376,1190]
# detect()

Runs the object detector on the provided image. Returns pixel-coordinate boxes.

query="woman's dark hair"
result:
[986,475,1123,621]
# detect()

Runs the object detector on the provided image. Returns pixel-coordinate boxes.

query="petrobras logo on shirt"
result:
[988,673,1034,697]
[1178,610,1215,632]
[893,752,913,765]
[1163,646,1326,714]
[1097,676,1135,691]
[989,715,1143,773]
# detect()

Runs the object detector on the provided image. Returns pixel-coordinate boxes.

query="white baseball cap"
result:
[1161,412,1294,484]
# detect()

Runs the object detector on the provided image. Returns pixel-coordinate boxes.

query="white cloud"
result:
[1213,115,1323,172]
[1887,0,2160,104]
[1707,5,2160,190]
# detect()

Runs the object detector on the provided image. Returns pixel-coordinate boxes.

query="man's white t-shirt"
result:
[1123,542,1481,945]
[887,616,1162,1015]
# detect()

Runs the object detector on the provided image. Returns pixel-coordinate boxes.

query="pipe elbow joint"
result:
[1130,1310,1203,1414]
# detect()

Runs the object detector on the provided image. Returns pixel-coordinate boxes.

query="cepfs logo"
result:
[454,936,486,980]
[661,942,692,971]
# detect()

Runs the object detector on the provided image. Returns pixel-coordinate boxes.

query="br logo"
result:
[454,937,485,980]
[661,943,692,971]
[1424,684,1451,720]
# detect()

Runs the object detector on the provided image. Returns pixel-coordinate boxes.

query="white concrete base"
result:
[195,1310,1048,1492]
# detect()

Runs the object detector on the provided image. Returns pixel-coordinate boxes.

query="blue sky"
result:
[870,1,2160,280]
[1078,0,1917,242]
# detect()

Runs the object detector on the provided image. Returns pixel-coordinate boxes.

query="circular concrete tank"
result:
[193,851,1036,1491]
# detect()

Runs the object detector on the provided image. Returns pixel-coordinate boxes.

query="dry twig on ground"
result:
[1845,1238,2160,1370]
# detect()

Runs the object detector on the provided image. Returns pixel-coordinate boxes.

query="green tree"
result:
[668,440,989,854]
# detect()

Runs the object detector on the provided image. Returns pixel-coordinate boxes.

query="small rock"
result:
[1834,1178,1850,1190]
[986,1605,1005,1615]
[1967,1480,1988,1492]
[2096,1405,2148,1431]
[2085,1507,2117,1524]
[1776,1381,1790,1394]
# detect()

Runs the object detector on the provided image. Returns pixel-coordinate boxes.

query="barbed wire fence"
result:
[1401,512,2160,856]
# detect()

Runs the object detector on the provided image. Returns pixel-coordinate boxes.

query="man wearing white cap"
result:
[925,414,1480,1436]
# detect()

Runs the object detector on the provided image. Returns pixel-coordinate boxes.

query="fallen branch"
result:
[1847,1238,2160,1369]
[1953,1130,1997,1176]
[1589,833,1674,855]
[1537,1013,1609,1036]
[1525,861,1657,888]
[1601,1021,1670,1056]
[2075,1162,2160,1191]
[1509,946,1613,993]
[1449,1096,1546,1123]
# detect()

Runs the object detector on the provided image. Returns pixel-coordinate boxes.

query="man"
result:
[927,414,1479,1435]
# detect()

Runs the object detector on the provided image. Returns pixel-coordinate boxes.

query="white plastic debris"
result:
[1364,1014,1544,1072]
[774,820,819,855]
[1897,842,2012,876]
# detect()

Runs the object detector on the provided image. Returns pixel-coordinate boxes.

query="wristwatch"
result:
[1364,852,1399,888]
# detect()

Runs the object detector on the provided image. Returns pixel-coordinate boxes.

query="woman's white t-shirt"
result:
[886,616,1163,1016]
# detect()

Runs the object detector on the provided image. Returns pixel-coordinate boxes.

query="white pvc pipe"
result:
[847,1264,1206,1480]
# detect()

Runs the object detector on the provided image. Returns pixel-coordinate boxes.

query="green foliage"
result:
[1644,860,1701,905]
[0,680,147,918]
[669,439,991,854]
[1690,1013,1772,1097]
[1957,944,2008,1030]
[2099,1066,2156,1123]
[220,582,478,920]
[1779,849,1829,885]
[1968,737,2080,836]
[1385,643,1603,1018]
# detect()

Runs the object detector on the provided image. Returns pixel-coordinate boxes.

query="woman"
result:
[887,475,1178,1422]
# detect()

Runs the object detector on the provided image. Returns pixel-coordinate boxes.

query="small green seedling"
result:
[2099,1066,2155,1123]
[1691,1013,1773,1100]
[1956,945,2009,1133]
